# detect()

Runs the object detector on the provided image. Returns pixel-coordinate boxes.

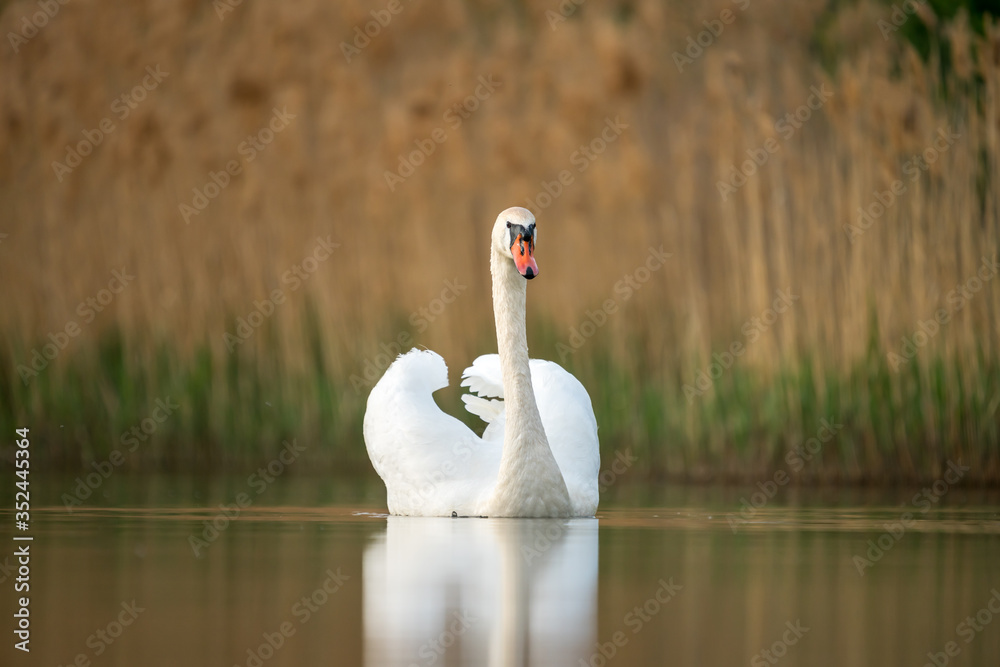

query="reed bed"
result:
[0,0,997,483]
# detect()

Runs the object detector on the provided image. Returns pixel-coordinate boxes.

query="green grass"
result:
[3,314,998,485]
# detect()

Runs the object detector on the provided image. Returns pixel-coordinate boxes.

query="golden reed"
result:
[0,1,996,480]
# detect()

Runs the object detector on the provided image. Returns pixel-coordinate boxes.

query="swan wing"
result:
[460,353,505,398]
[460,355,507,446]
[527,359,600,515]
[460,354,600,515]
[364,349,500,516]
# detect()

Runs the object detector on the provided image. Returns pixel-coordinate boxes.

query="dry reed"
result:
[0,0,997,482]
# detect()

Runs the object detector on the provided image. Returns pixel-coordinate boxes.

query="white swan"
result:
[363,207,600,517]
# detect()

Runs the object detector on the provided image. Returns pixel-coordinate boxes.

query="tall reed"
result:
[0,0,997,482]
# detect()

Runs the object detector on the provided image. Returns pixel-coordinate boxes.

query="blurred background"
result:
[1,0,998,485]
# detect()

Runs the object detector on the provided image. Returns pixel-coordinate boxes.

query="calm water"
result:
[1,476,999,666]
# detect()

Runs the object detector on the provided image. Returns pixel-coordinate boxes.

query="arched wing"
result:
[364,349,500,515]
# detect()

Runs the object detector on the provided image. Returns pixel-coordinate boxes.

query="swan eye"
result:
[506,221,511,228]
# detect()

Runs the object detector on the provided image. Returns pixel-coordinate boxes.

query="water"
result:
[2,476,999,666]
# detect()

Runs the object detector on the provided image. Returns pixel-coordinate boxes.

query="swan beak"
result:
[511,233,539,279]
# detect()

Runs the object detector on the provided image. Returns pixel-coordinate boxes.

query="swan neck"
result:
[491,249,540,427]
[487,241,571,517]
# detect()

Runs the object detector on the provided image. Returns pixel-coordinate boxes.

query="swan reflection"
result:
[364,516,598,666]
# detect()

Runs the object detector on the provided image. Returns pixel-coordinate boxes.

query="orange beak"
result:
[511,233,538,279]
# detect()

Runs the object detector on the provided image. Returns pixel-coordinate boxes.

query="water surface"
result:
[1,476,998,666]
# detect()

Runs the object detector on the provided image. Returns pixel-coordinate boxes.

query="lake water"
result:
[2,475,999,666]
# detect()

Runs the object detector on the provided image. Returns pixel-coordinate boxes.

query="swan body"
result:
[363,207,600,517]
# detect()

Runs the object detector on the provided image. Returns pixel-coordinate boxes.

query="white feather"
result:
[363,207,600,517]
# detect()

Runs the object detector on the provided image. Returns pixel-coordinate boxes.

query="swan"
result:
[363,207,600,517]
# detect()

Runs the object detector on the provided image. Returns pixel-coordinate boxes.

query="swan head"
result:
[493,207,539,280]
